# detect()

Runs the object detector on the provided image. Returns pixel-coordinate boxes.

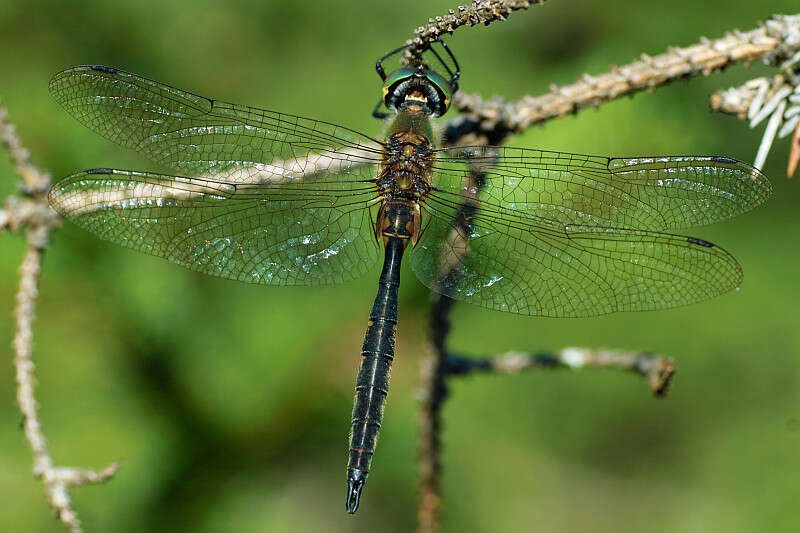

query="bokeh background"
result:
[2,1,799,531]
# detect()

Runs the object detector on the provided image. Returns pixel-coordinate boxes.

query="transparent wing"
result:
[49,169,381,285]
[49,65,383,183]
[412,146,767,317]
[432,146,772,230]
[413,197,741,317]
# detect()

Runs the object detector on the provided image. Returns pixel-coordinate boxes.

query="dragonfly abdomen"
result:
[346,213,410,513]
[350,265,399,476]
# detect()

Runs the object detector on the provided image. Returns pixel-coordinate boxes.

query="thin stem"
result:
[416,297,452,533]
[404,1,547,61]
[711,48,800,175]
[14,242,120,533]
[451,14,800,139]
[418,135,489,531]
[3,100,118,533]
[410,6,790,531]
[0,101,50,193]
[445,348,676,397]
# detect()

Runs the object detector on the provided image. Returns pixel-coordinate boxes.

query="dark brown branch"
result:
[418,134,488,531]
[416,295,453,533]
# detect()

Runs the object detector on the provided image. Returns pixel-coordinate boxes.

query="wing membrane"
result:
[433,146,771,231]
[49,65,383,183]
[49,169,381,285]
[49,66,768,313]
[412,189,742,317]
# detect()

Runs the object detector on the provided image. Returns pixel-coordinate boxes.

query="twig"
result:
[1,195,61,235]
[0,103,50,193]
[404,1,546,61]
[452,14,800,138]
[418,131,488,530]
[417,340,674,532]
[2,100,118,533]
[417,297,452,533]
[711,46,800,175]
[14,242,120,533]
[444,348,676,397]
[235,14,800,183]
[416,344,673,532]
[1,99,58,235]
[408,5,798,532]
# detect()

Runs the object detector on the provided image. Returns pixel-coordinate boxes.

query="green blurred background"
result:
[2,1,799,531]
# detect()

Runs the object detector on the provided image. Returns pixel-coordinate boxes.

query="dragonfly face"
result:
[381,64,452,117]
[47,55,771,514]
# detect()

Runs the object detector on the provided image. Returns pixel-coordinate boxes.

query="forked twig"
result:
[2,101,118,533]
[413,5,798,533]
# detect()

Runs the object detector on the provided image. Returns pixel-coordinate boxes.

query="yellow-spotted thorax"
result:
[374,65,452,248]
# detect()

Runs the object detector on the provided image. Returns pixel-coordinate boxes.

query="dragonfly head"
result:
[381,64,453,117]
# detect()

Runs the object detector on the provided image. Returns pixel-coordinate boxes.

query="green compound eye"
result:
[381,67,453,116]
[382,67,416,107]
[424,69,452,113]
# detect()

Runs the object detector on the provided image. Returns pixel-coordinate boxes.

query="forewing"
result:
[49,169,380,285]
[433,146,771,231]
[49,65,383,183]
[412,191,742,317]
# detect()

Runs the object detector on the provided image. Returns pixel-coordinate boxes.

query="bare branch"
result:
[711,78,766,119]
[711,48,800,175]
[445,348,676,397]
[416,344,673,533]
[417,346,447,533]
[453,14,800,138]
[3,100,118,533]
[2,195,61,236]
[416,139,492,532]
[235,14,800,187]
[0,101,51,193]
[1,98,58,234]
[405,1,546,60]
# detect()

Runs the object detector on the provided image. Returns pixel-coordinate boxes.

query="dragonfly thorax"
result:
[374,124,434,247]
[378,130,433,196]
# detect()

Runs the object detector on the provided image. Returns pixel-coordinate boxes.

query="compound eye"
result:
[382,67,416,109]
[424,69,452,115]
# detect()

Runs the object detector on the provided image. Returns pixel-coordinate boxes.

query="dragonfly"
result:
[48,43,771,514]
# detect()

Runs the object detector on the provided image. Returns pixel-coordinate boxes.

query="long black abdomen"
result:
[346,236,406,513]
